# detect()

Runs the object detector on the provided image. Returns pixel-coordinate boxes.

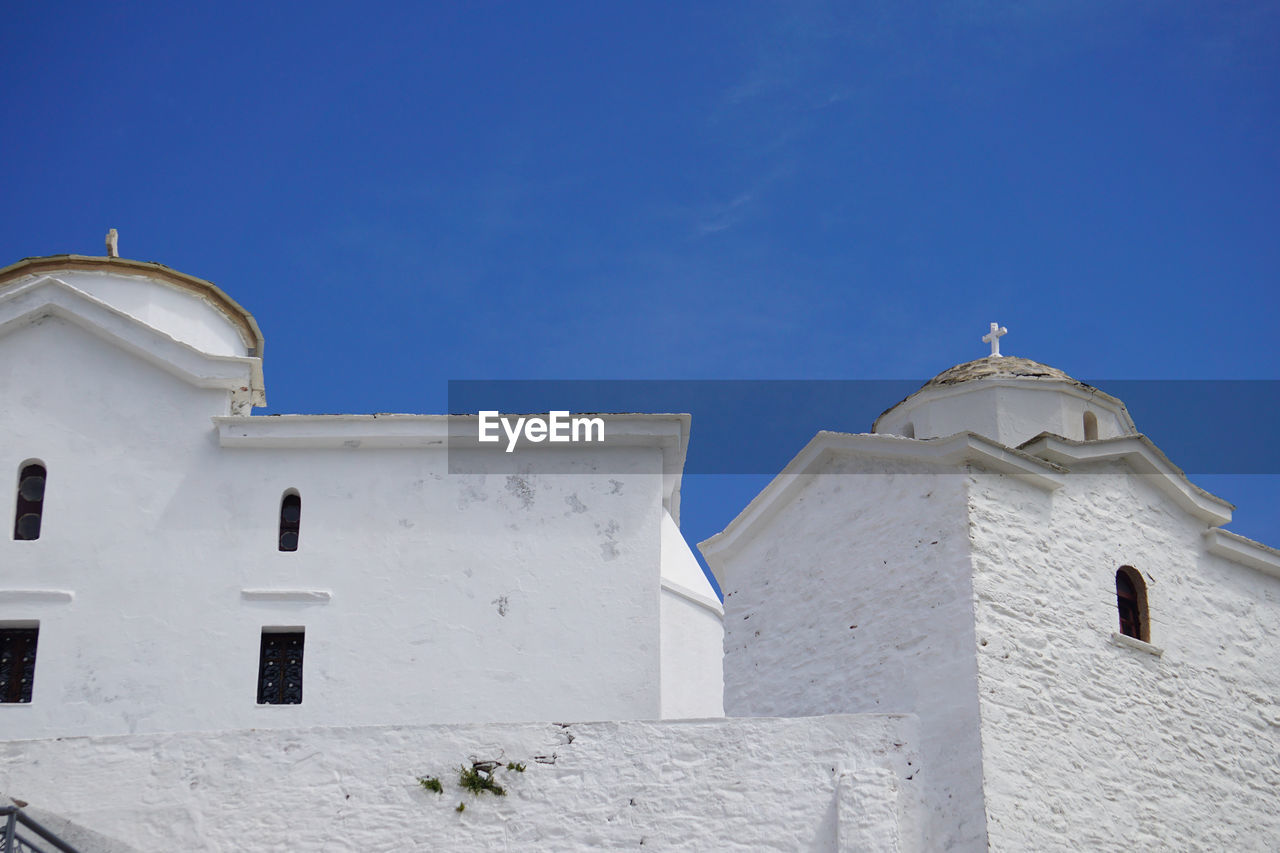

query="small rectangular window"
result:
[257,629,304,705]
[0,626,39,703]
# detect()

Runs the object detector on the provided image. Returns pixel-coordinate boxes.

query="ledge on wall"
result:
[0,590,73,604]
[240,589,331,603]
[1110,631,1163,657]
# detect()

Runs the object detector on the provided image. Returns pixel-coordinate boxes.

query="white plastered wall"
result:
[0,315,679,736]
[48,270,250,357]
[659,510,724,718]
[967,460,1280,850]
[876,383,1132,446]
[705,452,988,852]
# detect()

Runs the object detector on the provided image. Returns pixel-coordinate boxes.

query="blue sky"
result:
[3,1,1277,586]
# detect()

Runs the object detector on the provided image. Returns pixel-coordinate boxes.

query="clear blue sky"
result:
[3,1,1277,587]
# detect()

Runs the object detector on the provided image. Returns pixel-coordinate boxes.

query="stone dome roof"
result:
[923,356,1092,391]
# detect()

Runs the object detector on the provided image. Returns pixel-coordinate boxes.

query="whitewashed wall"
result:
[875,383,1131,446]
[967,461,1280,851]
[705,454,988,852]
[659,510,724,718]
[52,270,251,357]
[0,312,721,737]
[0,715,920,852]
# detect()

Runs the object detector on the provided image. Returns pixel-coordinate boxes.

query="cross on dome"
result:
[982,322,1008,357]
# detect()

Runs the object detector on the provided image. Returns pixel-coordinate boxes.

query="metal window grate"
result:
[0,628,38,704]
[257,631,304,704]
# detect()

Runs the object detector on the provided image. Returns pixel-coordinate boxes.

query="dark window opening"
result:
[901,422,915,439]
[1116,566,1148,642]
[1083,411,1099,441]
[13,463,46,541]
[0,627,38,703]
[257,630,304,704]
[279,492,301,552]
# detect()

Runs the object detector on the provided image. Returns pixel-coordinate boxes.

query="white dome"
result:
[0,255,263,358]
[873,356,1137,447]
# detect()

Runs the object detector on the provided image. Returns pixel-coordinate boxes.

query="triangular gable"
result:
[1018,432,1233,525]
[699,430,1066,578]
[0,275,265,407]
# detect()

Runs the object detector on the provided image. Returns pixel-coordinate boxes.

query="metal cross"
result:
[982,322,1007,357]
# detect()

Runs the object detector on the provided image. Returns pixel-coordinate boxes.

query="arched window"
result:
[1083,411,1099,441]
[901,422,916,439]
[1116,566,1148,642]
[279,491,301,552]
[13,462,47,541]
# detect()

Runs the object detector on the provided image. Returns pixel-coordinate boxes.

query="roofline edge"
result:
[0,255,265,357]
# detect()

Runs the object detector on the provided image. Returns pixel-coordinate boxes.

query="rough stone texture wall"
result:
[712,455,987,851]
[967,461,1280,851]
[0,716,919,852]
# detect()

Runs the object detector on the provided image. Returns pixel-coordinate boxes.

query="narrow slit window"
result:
[1116,566,1148,642]
[257,629,304,704]
[0,626,39,703]
[279,491,301,552]
[1083,411,1099,441]
[13,463,46,541]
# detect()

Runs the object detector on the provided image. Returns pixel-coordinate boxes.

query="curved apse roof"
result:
[0,254,265,357]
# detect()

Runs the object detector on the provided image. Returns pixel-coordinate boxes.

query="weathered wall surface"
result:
[0,316,683,736]
[0,715,919,852]
[709,454,987,851]
[968,461,1280,851]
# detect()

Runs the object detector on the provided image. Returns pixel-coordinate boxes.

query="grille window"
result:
[257,630,304,705]
[0,627,38,703]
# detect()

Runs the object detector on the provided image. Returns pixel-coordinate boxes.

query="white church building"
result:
[0,250,1276,851]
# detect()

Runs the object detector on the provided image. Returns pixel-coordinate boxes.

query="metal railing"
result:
[0,807,82,853]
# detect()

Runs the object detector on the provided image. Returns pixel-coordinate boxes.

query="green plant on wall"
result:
[415,756,530,809]
[458,763,506,797]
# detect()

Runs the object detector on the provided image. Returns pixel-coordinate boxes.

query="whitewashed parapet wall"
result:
[0,715,920,852]
[0,262,723,737]
[967,460,1280,851]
